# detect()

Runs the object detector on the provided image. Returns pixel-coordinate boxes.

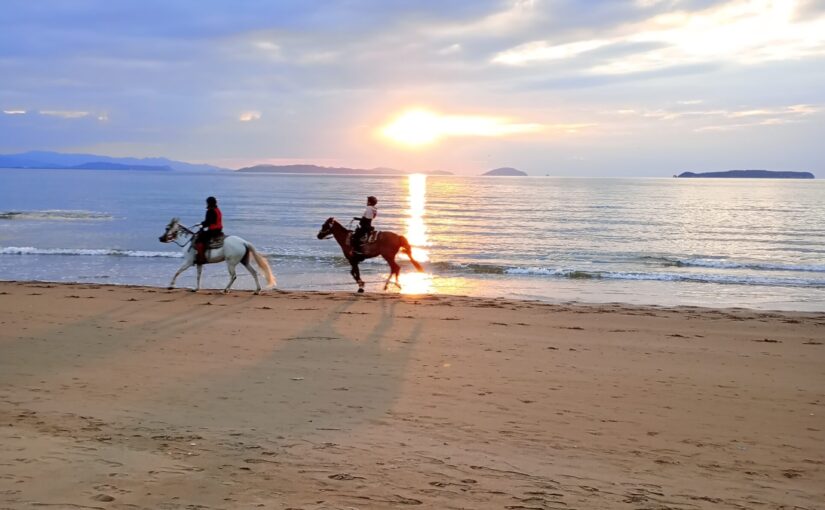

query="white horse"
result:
[158,218,275,294]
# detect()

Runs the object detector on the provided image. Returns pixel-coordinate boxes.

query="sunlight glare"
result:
[401,173,432,294]
[380,109,542,147]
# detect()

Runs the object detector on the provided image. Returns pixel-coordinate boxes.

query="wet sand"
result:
[1,281,823,509]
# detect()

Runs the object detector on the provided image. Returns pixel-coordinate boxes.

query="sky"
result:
[1,0,824,176]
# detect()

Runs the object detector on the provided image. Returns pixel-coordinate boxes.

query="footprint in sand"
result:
[328,473,365,480]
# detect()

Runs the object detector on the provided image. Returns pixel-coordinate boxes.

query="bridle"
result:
[317,218,336,240]
[163,221,199,248]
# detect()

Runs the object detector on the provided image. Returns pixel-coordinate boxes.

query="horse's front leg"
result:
[350,260,365,293]
[169,259,193,289]
[193,264,203,292]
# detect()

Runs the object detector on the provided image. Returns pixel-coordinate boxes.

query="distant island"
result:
[0,151,227,172]
[482,167,527,176]
[236,164,452,176]
[676,170,815,179]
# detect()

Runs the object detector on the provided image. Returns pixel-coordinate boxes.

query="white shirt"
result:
[363,205,377,220]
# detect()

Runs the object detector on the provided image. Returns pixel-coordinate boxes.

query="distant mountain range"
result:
[676,170,815,179]
[2,150,534,177]
[237,164,453,176]
[0,151,227,172]
[482,167,527,176]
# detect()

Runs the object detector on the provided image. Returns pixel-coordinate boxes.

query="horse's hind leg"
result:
[382,254,401,291]
[223,262,238,293]
[243,260,261,294]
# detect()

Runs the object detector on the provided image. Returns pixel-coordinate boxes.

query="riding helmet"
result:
[206,196,218,207]
[367,196,378,206]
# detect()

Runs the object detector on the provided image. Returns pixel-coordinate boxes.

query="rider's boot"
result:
[195,243,207,265]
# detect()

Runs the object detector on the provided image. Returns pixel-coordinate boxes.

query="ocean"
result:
[1,168,824,311]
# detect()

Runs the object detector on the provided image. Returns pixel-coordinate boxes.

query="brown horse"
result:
[317,217,424,293]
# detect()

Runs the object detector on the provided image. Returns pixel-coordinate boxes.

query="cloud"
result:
[437,43,462,55]
[429,0,542,38]
[694,117,797,131]
[39,110,90,118]
[493,0,825,75]
[3,109,27,115]
[239,111,262,122]
[606,101,823,132]
[492,39,612,65]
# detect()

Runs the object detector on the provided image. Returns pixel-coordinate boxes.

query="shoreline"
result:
[2,278,823,315]
[1,280,823,508]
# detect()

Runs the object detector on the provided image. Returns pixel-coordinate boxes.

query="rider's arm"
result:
[202,209,216,229]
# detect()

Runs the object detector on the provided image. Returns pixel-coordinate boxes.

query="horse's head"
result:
[159,217,181,243]
[317,217,335,239]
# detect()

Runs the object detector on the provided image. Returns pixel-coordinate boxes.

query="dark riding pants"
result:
[352,218,372,253]
[195,230,222,262]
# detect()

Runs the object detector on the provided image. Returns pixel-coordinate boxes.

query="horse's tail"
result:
[400,236,424,272]
[246,243,276,288]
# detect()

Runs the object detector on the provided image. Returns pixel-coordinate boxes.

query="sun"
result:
[380,109,441,147]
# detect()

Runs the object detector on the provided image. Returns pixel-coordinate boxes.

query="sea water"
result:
[1,168,824,311]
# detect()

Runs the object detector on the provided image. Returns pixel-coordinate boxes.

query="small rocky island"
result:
[676,170,814,179]
[482,167,527,176]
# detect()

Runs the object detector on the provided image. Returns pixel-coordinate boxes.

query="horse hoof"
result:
[190,289,198,293]
[357,288,365,294]
[254,290,261,295]
[167,286,174,290]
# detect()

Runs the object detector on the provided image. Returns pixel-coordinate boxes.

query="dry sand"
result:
[0,281,823,509]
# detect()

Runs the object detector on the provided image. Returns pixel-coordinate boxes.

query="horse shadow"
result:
[188,293,424,435]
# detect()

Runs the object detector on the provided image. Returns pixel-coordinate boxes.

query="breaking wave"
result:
[502,267,825,287]
[0,247,182,258]
[428,261,825,288]
[2,246,823,288]
[0,210,113,221]
[641,255,825,273]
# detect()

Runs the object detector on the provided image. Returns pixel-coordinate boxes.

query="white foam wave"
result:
[504,266,825,287]
[0,246,182,258]
[0,210,113,221]
[674,257,825,273]
[644,255,825,273]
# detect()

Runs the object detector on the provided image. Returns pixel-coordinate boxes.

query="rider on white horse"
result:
[195,196,222,265]
[159,213,275,294]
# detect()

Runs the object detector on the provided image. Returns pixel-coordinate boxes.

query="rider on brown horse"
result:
[352,196,378,256]
[195,196,223,265]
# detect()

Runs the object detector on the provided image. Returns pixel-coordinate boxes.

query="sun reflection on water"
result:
[400,174,433,294]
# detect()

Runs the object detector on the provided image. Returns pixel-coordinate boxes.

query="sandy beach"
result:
[0,281,823,509]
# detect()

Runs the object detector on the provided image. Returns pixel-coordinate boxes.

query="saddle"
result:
[206,233,225,250]
[195,233,225,265]
[347,230,380,248]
